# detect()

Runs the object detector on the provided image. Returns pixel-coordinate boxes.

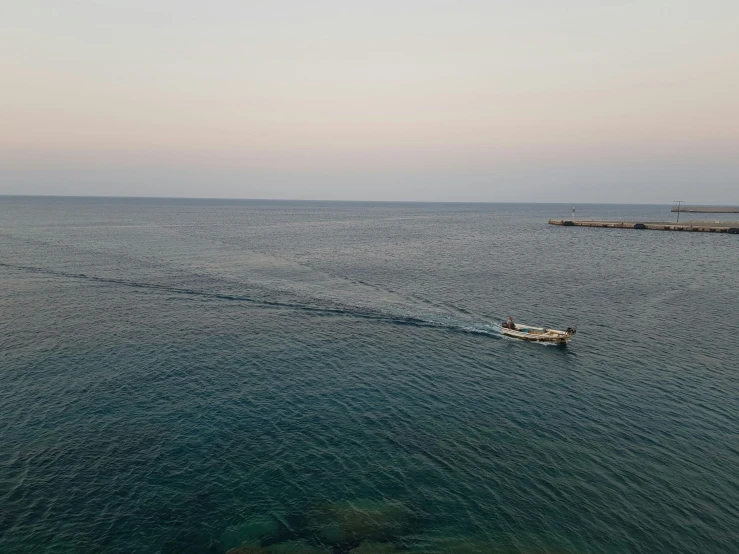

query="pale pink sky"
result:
[2,1,738,202]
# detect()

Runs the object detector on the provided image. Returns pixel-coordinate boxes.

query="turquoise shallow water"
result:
[1,197,738,554]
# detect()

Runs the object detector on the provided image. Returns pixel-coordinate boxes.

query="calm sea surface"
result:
[1,197,738,554]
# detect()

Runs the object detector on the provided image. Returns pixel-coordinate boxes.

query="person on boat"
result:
[506,316,516,330]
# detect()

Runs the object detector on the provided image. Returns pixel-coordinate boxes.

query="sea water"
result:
[1,197,738,553]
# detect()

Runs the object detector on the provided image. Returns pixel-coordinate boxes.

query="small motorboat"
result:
[501,322,576,344]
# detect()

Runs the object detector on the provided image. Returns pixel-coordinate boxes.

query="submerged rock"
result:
[266,539,329,553]
[408,533,574,554]
[221,516,284,549]
[226,547,268,554]
[161,529,225,554]
[349,541,399,553]
[305,499,413,545]
[409,538,509,554]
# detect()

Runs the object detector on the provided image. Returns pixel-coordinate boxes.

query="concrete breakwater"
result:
[549,219,739,233]
[670,206,739,213]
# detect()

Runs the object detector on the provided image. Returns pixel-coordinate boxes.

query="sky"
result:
[1,0,738,203]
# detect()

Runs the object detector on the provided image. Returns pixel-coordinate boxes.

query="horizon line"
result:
[0,194,713,207]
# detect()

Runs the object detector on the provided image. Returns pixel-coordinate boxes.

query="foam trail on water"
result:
[0,225,506,339]
[0,259,503,339]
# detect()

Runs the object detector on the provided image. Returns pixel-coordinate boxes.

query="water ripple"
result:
[1,200,738,553]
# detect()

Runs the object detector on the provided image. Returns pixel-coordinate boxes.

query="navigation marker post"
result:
[674,200,683,222]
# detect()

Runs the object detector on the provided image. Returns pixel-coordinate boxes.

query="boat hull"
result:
[501,324,574,344]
